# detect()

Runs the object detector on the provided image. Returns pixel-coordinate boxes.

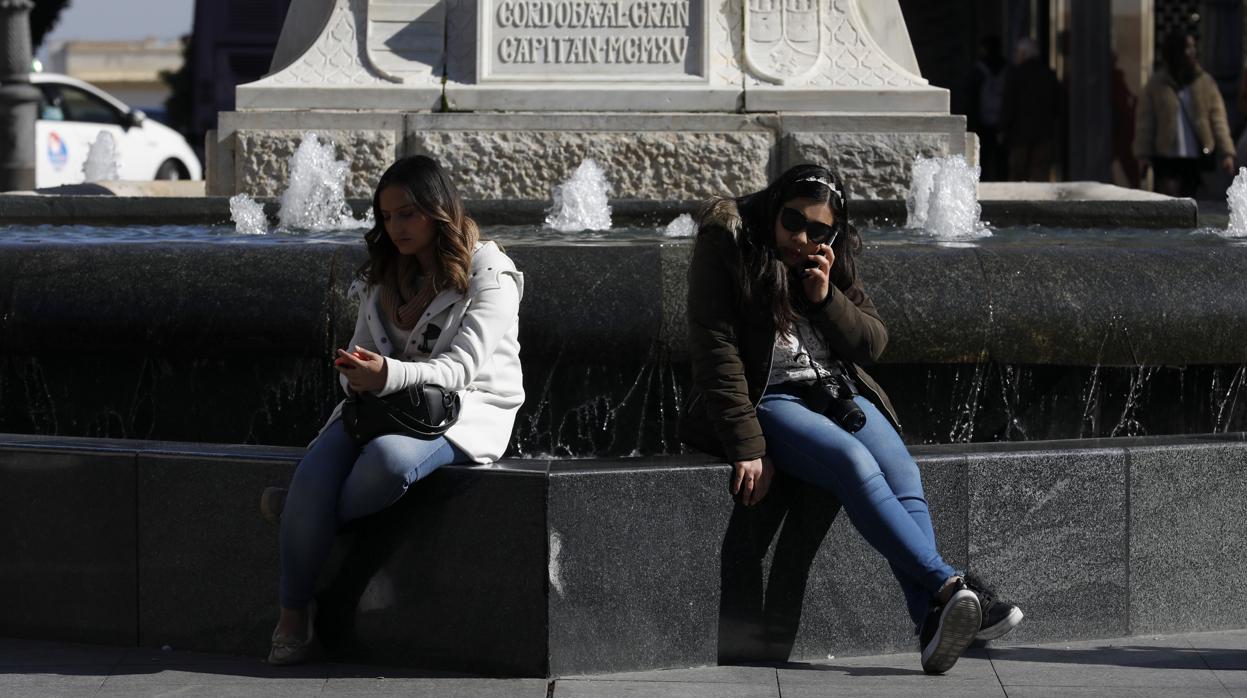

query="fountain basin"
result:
[0,184,1198,228]
[0,235,1244,451]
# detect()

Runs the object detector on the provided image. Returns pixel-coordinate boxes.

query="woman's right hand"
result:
[732,456,774,506]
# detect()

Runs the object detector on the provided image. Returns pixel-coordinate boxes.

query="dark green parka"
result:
[679,200,900,462]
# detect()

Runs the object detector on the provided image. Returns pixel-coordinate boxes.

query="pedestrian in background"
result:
[1135,31,1235,197]
[1111,52,1140,188]
[966,36,1008,181]
[1000,37,1061,182]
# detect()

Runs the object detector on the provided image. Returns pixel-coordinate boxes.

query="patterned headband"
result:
[796,175,843,203]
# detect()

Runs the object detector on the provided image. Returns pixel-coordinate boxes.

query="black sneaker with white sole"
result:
[918,579,982,674]
[964,573,1024,642]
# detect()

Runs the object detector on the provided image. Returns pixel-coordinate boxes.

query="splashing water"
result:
[229,194,268,235]
[277,132,371,231]
[545,159,612,231]
[905,155,990,239]
[664,213,696,237]
[1225,167,1247,237]
[83,132,119,182]
[905,157,939,229]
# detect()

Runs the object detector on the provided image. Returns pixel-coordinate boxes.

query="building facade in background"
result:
[186,0,292,160]
[902,0,1244,193]
[46,39,182,117]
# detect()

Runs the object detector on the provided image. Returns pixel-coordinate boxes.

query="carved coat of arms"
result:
[743,0,825,84]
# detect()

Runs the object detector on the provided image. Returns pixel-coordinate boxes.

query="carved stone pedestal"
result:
[212,0,970,201]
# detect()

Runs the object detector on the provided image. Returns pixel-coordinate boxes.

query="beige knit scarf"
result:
[379,259,438,331]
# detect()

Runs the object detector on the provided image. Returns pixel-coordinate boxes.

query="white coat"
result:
[317,241,524,463]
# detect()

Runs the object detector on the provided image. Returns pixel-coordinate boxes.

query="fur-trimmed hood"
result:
[698,197,743,238]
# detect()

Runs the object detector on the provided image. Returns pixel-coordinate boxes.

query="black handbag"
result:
[341,384,460,446]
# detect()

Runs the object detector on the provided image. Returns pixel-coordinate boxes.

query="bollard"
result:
[0,0,40,192]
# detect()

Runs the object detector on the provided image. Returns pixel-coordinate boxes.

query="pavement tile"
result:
[325,663,477,679]
[567,665,777,684]
[98,667,329,691]
[94,685,321,698]
[322,677,549,697]
[1186,630,1247,672]
[1004,688,1232,697]
[777,648,1004,696]
[0,669,108,696]
[989,635,1225,689]
[0,638,127,667]
[120,646,277,668]
[1215,672,1247,691]
[553,679,779,697]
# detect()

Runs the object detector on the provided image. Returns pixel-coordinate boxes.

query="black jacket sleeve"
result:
[686,226,766,462]
[806,281,888,366]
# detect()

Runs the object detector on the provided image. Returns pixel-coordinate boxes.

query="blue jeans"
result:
[756,392,956,627]
[279,419,466,609]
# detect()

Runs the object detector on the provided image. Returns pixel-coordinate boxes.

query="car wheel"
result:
[155,159,187,180]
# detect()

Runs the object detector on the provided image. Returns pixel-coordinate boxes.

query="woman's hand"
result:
[731,456,774,506]
[335,346,388,393]
[801,243,835,304]
[1222,154,1237,175]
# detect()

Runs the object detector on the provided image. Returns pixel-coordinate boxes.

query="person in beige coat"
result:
[1135,32,1235,196]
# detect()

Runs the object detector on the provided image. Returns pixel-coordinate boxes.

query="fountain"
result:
[544,158,612,232]
[905,155,990,239]
[227,131,374,235]
[82,132,119,183]
[1,0,1244,680]
[1226,167,1247,237]
[228,193,268,235]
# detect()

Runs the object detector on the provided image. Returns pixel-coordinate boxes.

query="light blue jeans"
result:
[756,392,956,627]
[279,419,466,609]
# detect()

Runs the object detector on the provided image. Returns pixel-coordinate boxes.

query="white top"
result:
[1177,86,1200,158]
[317,241,525,463]
[767,315,837,387]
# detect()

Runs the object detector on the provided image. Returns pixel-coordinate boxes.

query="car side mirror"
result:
[125,109,146,129]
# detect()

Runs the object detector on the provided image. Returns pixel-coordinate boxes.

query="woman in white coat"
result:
[266,156,524,664]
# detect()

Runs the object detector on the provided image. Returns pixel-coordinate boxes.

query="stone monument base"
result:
[207,110,973,201]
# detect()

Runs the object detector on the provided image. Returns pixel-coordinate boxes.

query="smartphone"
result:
[334,349,366,368]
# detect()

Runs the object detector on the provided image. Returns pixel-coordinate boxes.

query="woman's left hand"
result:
[801,243,835,304]
[335,346,388,393]
[1222,154,1237,175]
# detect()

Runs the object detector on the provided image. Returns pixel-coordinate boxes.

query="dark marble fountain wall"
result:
[1,240,1246,453]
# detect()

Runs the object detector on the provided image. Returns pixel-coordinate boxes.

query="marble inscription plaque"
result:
[479,0,706,80]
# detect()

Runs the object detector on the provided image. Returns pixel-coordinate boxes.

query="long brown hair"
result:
[358,156,481,294]
[702,163,863,336]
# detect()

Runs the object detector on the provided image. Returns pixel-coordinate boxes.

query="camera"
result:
[823,390,866,433]
[803,375,866,433]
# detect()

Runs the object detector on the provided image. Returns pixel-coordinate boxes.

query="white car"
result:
[32,73,202,188]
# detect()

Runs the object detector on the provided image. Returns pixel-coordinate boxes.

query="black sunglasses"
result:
[779,207,837,244]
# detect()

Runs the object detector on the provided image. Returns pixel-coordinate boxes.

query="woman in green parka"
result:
[679,164,1022,674]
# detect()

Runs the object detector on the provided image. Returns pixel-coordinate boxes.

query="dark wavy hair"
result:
[702,163,863,336]
[357,156,481,294]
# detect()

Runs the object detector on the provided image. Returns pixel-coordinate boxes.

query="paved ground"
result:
[2,629,1244,697]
